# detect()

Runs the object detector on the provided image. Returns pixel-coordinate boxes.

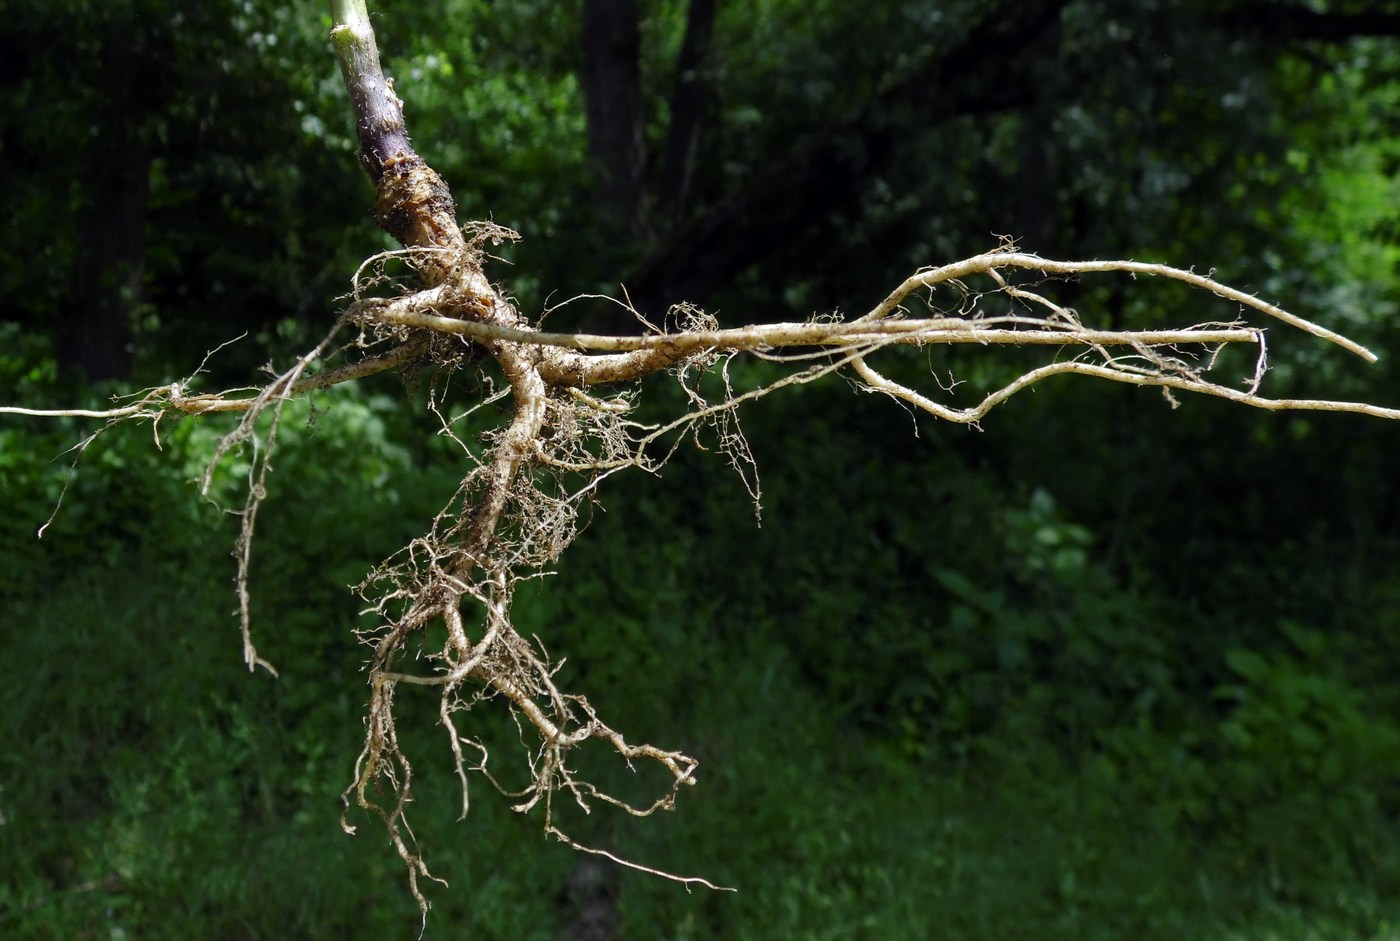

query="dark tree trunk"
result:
[580,0,650,240]
[62,24,161,382]
[620,0,1073,319]
[657,0,717,225]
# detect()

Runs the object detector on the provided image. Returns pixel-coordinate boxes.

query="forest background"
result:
[4,1,1400,938]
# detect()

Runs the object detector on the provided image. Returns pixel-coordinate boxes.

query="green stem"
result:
[328,0,464,278]
[329,0,415,181]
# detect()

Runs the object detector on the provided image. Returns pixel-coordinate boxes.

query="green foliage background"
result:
[5,1,1400,938]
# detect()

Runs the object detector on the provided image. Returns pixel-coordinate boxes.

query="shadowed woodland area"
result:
[6,0,1400,937]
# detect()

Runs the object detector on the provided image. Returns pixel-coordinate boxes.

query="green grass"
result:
[3,386,1399,939]
[7,561,1396,939]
